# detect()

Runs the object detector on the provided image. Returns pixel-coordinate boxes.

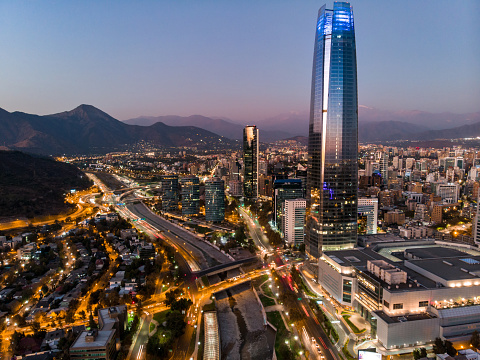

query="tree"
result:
[444,340,457,357]
[413,348,427,360]
[287,308,303,322]
[11,331,25,354]
[31,321,41,335]
[170,298,192,313]
[88,313,98,329]
[165,289,181,307]
[433,337,456,357]
[277,343,295,360]
[235,225,246,243]
[79,310,87,321]
[471,330,480,349]
[166,311,186,338]
[433,337,445,354]
[298,243,305,254]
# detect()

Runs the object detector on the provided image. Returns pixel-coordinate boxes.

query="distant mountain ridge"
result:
[125,107,480,142]
[124,115,292,142]
[0,105,238,155]
[2,104,480,153]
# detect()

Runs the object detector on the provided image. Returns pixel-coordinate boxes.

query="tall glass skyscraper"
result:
[205,178,225,222]
[243,125,259,199]
[180,176,200,216]
[161,174,179,212]
[305,2,358,258]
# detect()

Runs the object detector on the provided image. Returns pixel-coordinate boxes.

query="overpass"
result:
[192,256,258,277]
[113,184,159,194]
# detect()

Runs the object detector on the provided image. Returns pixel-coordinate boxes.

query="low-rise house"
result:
[41,329,65,350]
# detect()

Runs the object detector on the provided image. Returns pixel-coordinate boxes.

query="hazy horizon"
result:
[1,0,479,122]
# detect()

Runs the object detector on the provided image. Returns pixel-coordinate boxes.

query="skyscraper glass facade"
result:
[243,126,259,199]
[305,2,358,258]
[161,175,179,212]
[180,176,200,216]
[205,178,225,222]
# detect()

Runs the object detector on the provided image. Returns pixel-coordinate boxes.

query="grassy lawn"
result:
[261,282,274,297]
[342,315,365,334]
[149,322,155,333]
[153,310,169,325]
[259,294,276,308]
[342,339,356,360]
[267,311,296,360]
[266,311,286,332]
[252,274,269,287]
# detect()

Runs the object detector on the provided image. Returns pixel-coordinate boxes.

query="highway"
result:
[126,201,232,268]
[238,207,273,252]
[275,272,342,360]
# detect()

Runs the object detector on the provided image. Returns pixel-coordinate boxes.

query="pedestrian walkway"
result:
[148,319,158,337]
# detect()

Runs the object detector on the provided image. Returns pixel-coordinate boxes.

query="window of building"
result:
[419,301,428,307]
[383,300,389,308]
[342,279,352,303]
[393,303,403,310]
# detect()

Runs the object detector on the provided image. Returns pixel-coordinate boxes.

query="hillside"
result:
[0,151,92,218]
[0,105,238,155]
[359,121,430,142]
[124,114,291,142]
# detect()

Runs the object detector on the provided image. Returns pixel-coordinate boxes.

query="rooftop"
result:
[405,246,468,260]
[98,305,126,331]
[70,330,115,349]
[374,310,436,325]
[406,256,480,284]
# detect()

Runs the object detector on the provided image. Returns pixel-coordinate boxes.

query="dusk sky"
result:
[1,0,479,122]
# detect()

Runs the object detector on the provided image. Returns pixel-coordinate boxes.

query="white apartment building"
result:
[436,183,460,203]
[358,197,378,235]
[283,199,306,246]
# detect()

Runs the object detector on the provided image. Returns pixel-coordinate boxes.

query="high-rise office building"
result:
[358,197,378,235]
[274,179,304,233]
[379,152,388,185]
[243,126,259,199]
[180,176,200,216]
[284,199,307,246]
[205,178,225,222]
[305,2,358,258]
[161,175,179,211]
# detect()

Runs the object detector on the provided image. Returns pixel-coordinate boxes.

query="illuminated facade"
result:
[203,312,220,360]
[161,174,179,211]
[205,178,225,222]
[243,125,259,199]
[180,176,200,216]
[305,1,358,258]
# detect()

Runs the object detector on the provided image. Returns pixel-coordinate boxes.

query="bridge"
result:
[192,256,258,277]
[113,184,159,194]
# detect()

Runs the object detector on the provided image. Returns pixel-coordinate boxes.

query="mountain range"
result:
[123,115,292,142]
[1,104,480,155]
[0,105,238,155]
[124,108,480,143]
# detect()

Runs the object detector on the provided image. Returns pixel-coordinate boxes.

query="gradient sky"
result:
[1,0,479,121]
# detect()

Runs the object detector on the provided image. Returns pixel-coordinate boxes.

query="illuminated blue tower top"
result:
[306,2,358,257]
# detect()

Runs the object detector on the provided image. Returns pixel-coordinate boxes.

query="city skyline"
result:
[0,1,479,122]
[2,1,480,358]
